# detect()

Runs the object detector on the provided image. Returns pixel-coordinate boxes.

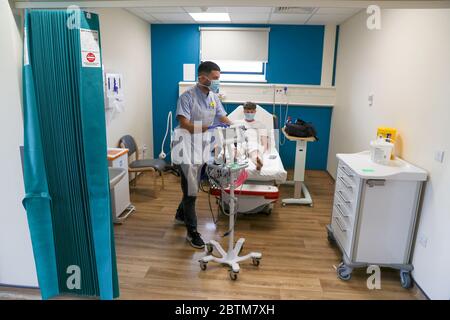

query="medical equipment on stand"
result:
[200,125,262,281]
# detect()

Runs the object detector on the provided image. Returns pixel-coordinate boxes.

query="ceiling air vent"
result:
[274,7,316,14]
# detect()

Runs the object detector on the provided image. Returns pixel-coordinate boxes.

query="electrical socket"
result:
[142,144,147,158]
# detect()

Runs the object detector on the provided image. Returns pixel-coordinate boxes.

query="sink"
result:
[108,167,127,188]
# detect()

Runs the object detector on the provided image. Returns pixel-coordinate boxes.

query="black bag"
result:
[285,118,319,141]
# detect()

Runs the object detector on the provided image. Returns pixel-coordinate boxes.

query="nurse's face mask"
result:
[198,73,220,93]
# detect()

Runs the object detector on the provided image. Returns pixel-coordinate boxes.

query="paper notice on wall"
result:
[80,28,101,68]
[23,27,29,66]
[183,64,196,81]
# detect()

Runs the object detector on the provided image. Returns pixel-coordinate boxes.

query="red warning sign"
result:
[86,52,96,63]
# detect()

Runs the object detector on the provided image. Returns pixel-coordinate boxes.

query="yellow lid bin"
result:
[376,127,397,159]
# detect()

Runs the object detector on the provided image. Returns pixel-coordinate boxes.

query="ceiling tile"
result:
[126,9,158,23]
[229,13,270,22]
[306,14,352,25]
[270,13,310,24]
[142,7,185,14]
[150,13,194,22]
[315,7,361,15]
[183,7,228,13]
[227,7,272,13]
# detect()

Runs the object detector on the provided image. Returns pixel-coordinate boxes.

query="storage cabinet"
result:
[107,148,135,223]
[327,151,427,288]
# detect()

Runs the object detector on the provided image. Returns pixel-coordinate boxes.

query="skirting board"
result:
[179,82,335,107]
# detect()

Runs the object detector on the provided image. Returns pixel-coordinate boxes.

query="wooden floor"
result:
[115,170,423,300]
[0,170,425,300]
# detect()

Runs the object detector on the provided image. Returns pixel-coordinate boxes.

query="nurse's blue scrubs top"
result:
[176,85,226,126]
[174,85,227,196]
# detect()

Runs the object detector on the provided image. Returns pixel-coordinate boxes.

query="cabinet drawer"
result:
[335,186,357,216]
[337,169,356,194]
[331,213,352,257]
[334,196,356,229]
[337,161,359,187]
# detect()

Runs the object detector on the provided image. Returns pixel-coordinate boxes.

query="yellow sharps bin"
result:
[377,127,397,159]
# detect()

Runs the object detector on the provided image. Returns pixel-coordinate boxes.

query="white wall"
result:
[0,1,38,287]
[328,9,450,299]
[96,8,153,157]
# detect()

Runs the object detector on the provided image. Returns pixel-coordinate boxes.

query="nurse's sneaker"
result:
[186,230,205,249]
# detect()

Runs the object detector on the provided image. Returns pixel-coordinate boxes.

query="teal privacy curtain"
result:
[22,9,119,300]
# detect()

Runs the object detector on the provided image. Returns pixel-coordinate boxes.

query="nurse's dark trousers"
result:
[175,164,197,232]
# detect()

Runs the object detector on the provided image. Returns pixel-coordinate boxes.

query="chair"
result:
[118,135,167,190]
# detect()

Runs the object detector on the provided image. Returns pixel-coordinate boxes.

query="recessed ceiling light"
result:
[189,12,230,22]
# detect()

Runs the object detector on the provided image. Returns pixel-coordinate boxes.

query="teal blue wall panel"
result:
[266,25,324,85]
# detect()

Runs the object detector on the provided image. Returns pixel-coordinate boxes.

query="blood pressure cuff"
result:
[285,119,319,141]
[22,10,118,300]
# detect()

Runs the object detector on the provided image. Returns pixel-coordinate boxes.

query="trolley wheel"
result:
[252,258,261,266]
[206,243,214,254]
[199,261,207,271]
[309,203,313,207]
[282,202,287,207]
[229,271,238,281]
[400,270,412,289]
[337,262,352,281]
[327,229,336,244]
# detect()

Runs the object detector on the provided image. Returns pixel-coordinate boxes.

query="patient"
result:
[239,102,269,171]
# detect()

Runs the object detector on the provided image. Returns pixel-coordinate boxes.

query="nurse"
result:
[174,61,231,249]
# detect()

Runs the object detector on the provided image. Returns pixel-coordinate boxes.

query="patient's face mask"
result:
[244,112,256,122]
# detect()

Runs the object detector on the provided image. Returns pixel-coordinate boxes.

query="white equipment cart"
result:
[326,151,427,288]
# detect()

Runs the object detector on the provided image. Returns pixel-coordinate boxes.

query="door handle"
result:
[366,179,386,187]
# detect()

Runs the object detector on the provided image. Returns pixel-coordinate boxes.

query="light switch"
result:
[434,150,445,163]
[368,94,374,107]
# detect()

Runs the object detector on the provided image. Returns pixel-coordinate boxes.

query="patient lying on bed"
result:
[235,102,269,171]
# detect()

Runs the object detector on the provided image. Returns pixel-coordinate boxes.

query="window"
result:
[215,60,266,82]
[200,27,270,82]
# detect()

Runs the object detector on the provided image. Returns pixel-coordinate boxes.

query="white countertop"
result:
[337,151,427,181]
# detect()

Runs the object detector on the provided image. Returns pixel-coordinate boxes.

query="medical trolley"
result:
[327,151,427,288]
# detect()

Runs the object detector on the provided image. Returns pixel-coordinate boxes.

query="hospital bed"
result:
[210,105,287,214]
